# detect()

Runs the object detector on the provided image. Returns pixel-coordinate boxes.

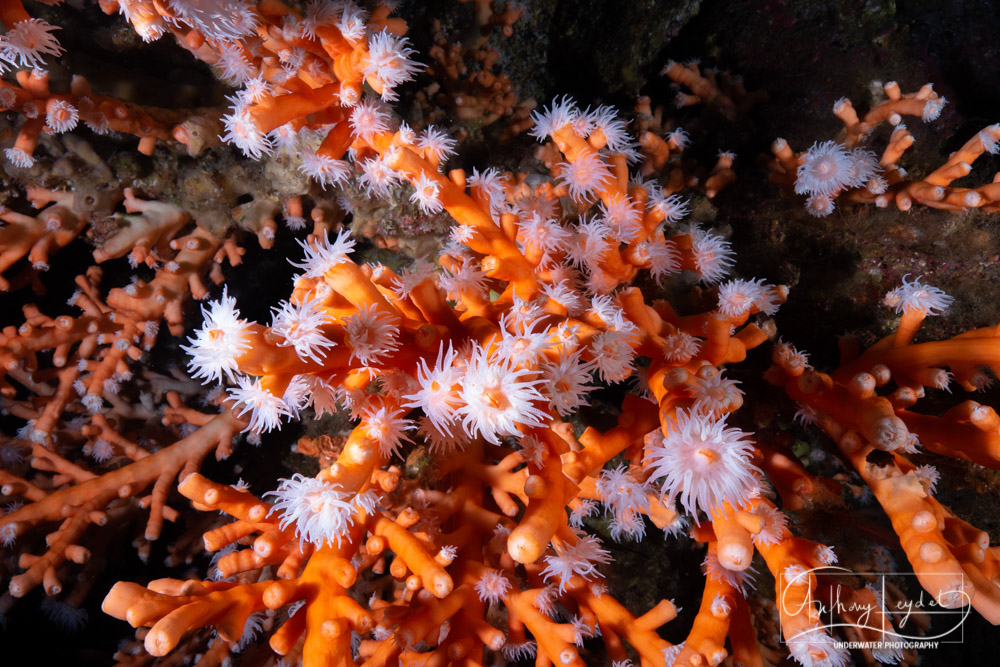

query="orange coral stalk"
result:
[674,547,737,666]
[507,456,577,564]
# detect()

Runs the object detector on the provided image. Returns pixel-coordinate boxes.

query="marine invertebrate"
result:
[770,81,1000,216]
[0,3,998,667]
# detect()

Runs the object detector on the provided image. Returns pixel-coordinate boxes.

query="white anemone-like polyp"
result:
[45,100,78,133]
[221,106,272,159]
[883,274,953,316]
[644,408,760,516]
[4,147,34,168]
[540,533,613,593]
[349,97,390,142]
[595,464,650,517]
[751,502,790,546]
[298,151,350,189]
[716,277,780,318]
[703,545,756,595]
[416,126,457,164]
[458,343,549,445]
[689,368,745,415]
[289,228,356,279]
[363,30,421,102]
[0,18,64,70]
[404,342,462,429]
[361,403,414,458]
[269,296,335,363]
[688,225,735,284]
[540,350,595,417]
[359,153,403,198]
[266,473,378,548]
[344,303,400,366]
[474,569,512,604]
[662,331,701,365]
[409,171,443,214]
[588,330,637,383]
[181,286,252,384]
[786,628,851,667]
[795,141,854,196]
[528,95,580,141]
[228,375,292,433]
[557,150,613,203]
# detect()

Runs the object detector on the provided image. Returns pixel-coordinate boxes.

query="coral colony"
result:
[0,2,998,667]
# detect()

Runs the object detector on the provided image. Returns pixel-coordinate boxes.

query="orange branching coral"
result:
[634,66,743,198]
[767,279,1000,626]
[2,406,245,597]
[75,80,862,665]
[662,60,766,121]
[0,63,214,163]
[18,7,787,658]
[0,187,87,289]
[770,80,1000,217]
[420,0,535,140]
[2,2,1000,667]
